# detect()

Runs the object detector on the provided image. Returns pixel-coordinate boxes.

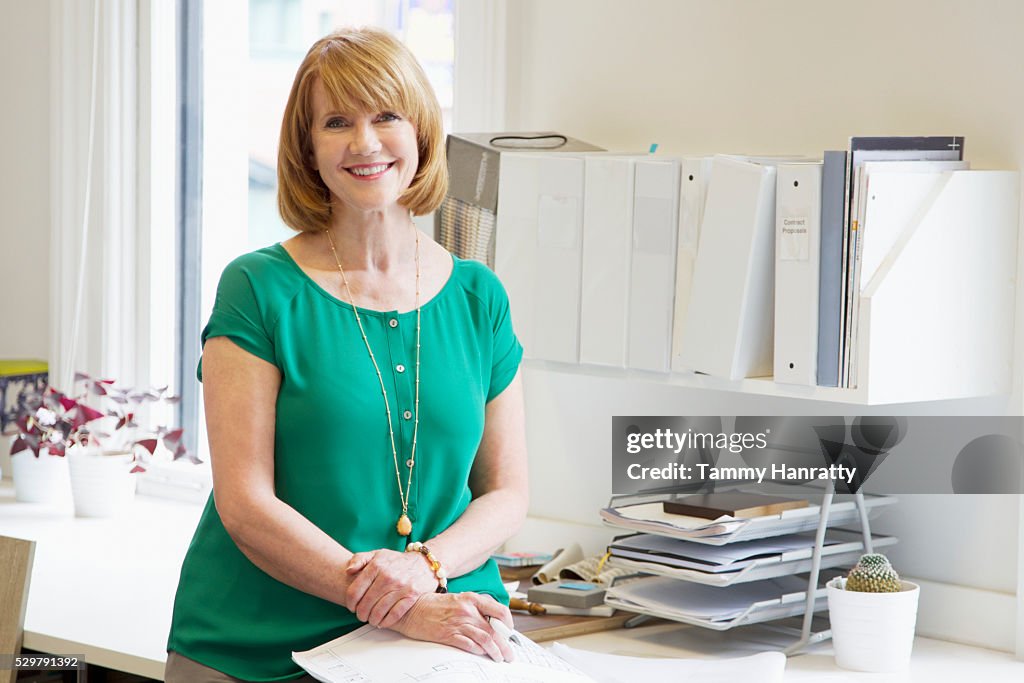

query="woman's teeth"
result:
[349,163,391,176]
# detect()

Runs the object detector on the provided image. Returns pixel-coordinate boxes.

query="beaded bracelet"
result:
[406,541,448,593]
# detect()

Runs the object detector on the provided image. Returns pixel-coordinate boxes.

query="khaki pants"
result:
[164,650,319,683]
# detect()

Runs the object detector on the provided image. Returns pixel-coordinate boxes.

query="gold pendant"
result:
[397,513,412,536]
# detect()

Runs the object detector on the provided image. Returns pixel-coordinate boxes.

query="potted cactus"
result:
[826,553,920,672]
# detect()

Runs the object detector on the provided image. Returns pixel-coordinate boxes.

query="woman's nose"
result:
[349,121,382,156]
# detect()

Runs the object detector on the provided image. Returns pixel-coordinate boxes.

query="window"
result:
[246,0,455,252]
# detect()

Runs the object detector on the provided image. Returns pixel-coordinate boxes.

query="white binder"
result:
[671,156,714,372]
[628,159,680,372]
[681,155,779,380]
[580,156,635,367]
[773,161,823,385]
[494,153,584,363]
[533,156,584,363]
[494,153,540,356]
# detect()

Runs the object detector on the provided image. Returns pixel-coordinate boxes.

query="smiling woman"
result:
[164,27,528,683]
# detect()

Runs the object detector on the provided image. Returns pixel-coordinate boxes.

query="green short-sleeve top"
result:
[167,243,523,681]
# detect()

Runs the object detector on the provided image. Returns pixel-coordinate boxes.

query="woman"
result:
[165,27,528,682]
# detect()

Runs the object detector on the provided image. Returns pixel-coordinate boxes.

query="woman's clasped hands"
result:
[344,549,516,662]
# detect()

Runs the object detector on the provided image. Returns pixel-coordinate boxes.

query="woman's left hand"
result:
[345,549,440,627]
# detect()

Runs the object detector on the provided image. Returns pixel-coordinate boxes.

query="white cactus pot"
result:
[827,576,920,672]
[68,447,137,518]
[10,448,73,504]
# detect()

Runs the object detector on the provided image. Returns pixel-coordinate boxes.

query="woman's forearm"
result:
[220,495,355,607]
[426,486,528,579]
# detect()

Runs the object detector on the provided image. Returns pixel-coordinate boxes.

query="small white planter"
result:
[11,448,73,504]
[827,576,920,673]
[68,447,137,518]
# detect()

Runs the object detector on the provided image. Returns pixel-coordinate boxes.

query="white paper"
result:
[549,643,786,683]
[532,543,585,585]
[293,625,592,683]
[605,575,814,622]
[610,531,834,571]
[293,625,789,683]
[605,502,737,529]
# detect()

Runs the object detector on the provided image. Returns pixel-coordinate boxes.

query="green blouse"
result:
[167,243,523,681]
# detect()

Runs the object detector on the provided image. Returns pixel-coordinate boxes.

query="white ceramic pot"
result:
[68,447,137,518]
[827,576,920,673]
[11,447,73,504]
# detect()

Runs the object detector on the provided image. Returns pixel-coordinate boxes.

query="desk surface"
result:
[0,480,202,680]
[558,619,1024,681]
[1,480,1021,681]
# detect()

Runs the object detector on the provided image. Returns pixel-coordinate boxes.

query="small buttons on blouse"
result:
[403,410,413,420]
[396,364,406,373]
[389,318,399,328]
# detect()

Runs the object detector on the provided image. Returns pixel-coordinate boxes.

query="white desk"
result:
[0,480,202,680]
[558,619,1024,682]
[1,480,1021,681]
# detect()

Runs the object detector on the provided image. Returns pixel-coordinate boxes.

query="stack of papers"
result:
[609,532,840,573]
[600,502,747,537]
[605,573,833,624]
[607,528,896,586]
[601,496,895,545]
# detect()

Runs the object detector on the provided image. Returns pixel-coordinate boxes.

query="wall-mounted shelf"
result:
[524,358,1007,406]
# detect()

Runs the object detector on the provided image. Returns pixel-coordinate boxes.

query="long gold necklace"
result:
[325,225,421,538]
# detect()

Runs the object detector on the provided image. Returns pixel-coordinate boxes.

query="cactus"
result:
[844,553,901,593]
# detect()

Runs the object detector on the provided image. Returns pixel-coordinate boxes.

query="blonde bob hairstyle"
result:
[277,27,448,232]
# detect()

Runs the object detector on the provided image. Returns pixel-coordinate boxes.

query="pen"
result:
[488,616,521,646]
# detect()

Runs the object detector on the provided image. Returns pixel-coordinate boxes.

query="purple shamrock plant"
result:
[9,371,200,473]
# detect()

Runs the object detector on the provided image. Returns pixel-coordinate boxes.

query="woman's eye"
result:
[325,118,348,129]
[378,112,401,122]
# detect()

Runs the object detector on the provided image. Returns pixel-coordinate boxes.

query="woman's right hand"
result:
[390,592,516,663]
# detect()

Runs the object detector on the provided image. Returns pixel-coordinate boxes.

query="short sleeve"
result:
[196,256,278,381]
[486,276,523,402]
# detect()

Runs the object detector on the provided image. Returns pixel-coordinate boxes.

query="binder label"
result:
[779,210,810,261]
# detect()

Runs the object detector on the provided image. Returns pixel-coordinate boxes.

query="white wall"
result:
[0,1,51,360]
[500,0,1023,650]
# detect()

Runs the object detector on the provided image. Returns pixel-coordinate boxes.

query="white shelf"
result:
[525,358,1010,405]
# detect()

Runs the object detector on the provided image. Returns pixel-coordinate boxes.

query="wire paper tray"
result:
[607,530,897,587]
[600,495,896,545]
[604,575,837,631]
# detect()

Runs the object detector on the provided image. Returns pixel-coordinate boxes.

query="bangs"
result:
[315,37,415,118]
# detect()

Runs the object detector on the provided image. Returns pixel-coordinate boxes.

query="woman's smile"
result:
[345,161,397,180]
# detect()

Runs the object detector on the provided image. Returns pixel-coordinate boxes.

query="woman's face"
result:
[309,78,419,216]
